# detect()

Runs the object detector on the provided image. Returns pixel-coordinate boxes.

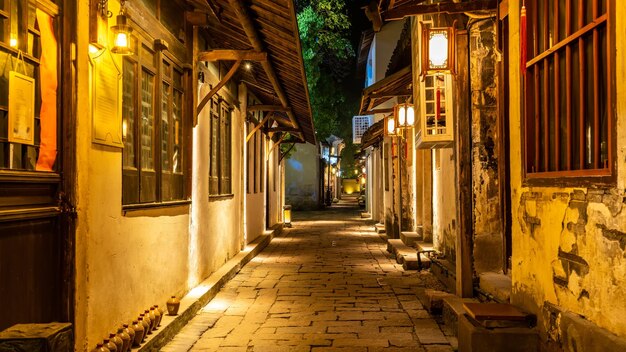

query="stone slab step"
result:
[417,289,454,314]
[379,233,388,242]
[361,212,371,218]
[442,295,479,337]
[374,223,385,233]
[388,239,431,270]
[462,303,535,329]
[400,231,421,246]
[458,314,539,352]
[478,272,512,303]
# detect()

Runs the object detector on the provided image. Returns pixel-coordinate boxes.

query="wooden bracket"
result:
[246,113,271,142]
[279,142,297,163]
[197,50,267,62]
[197,60,241,115]
[267,126,299,133]
[267,134,288,159]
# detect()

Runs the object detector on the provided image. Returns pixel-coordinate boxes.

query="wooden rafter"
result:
[383,0,497,21]
[197,60,242,115]
[197,50,267,62]
[247,105,290,113]
[186,0,221,23]
[227,0,304,140]
[363,107,394,115]
[267,126,299,133]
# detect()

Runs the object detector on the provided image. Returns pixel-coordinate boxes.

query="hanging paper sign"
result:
[8,71,36,145]
[92,49,123,148]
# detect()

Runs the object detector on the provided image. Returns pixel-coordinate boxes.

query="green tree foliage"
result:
[297,0,360,174]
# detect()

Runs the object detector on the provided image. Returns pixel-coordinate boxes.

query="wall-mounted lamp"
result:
[362,166,366,174]
[421,23,456,76]
[385,102,415,137]
[110,0,133,55]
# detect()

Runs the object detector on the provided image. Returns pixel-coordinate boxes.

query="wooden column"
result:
[454,31,474,298]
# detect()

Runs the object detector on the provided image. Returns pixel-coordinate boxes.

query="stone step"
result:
[458,313,539,352]
[378,233,388,242]
[374,223,385,233]
[387,239,431,270]
[400,231,421,246]
[478,272,512,303]
[463,303,534,328]
[442,295,479,337]
[361,212,371,219]
[416,289,454,314]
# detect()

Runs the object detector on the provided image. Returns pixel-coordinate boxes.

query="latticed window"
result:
[209,96,232,196]
[523,0,613,181]
[122,35,188,205]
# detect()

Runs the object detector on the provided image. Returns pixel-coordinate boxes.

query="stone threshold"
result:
[137,224,283,351]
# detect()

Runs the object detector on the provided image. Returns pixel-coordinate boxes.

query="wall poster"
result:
[8,71,35,145]
[91,49,123,148]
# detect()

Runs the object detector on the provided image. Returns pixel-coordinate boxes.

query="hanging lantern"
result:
[394,102,415,129]
[385,114,397,137]
[110,1,133,55]
[421,23,456,76]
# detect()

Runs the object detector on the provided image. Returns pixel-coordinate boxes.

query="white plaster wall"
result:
[267,140,282,228]
[431,149,457,260]
[74,4,245,347]
[373,20,406,83]
[285,143,320,210]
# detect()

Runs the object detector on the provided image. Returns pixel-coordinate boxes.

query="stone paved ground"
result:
[162,201,454,352]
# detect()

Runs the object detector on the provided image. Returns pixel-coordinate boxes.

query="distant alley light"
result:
[245,62,252,71]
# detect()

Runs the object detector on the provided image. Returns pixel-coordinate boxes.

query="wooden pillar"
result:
[422,150,433,242]
[454,30,474,297]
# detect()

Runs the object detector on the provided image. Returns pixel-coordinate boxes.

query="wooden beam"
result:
[247,105,291,113]
[246,114,271,142]
[267,126,299,133]
[364,1,384,32]
[363,108,394,115]
[186,0,221,23]
[279,142,296,163]
[454,32,473,298]
[197,50,268,62]
[197,60,242,115]
[186,11,210,26]
[227,0,303,139]
[268,134,288,158]
[383,0,497,20]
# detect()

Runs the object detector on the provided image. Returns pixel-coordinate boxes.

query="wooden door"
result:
[0,0,74,332]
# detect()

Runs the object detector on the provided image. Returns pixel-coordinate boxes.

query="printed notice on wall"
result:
[8,71,35,145]
[92,50,123,148]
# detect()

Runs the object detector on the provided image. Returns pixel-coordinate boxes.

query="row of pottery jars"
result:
[91,305,164,352]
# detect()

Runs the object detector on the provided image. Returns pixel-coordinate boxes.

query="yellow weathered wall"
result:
[508,0,626,338]
[74,2,246,349]
[342,178,361,195]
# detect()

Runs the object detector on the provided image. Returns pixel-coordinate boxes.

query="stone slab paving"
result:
[162,203,454,352]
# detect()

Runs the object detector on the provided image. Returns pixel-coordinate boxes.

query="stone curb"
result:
[137,224,283,351]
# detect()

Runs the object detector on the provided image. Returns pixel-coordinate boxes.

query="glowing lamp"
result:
[362,166,366,174]
[110,11,133,55]
[361,177,366,185]
[9,37,17,48]
[385,115,397,136]
[283,205,292,228]
[394,102,415,129]
[421,24,456,75]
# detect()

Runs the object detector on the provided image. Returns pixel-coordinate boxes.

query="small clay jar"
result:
[139,315,150,341]
[167,296,180,315]
[116,327,130,352]
[143,310,153,334]
[131,320,144,347]
[152,305,162,328]
[149,307,158,331]
[91,343,110,352]
[157,305,165,322]
[104,338,117,352]
[123,323,135,350]
[108,333,123,352]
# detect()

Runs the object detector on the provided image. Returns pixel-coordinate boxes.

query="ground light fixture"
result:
[110,0,133,55]
[283,205,292,228]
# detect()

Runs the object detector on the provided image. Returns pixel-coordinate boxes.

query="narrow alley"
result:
[162,199,453,352]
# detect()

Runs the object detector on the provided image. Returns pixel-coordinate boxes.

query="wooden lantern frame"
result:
[420,24,456,76]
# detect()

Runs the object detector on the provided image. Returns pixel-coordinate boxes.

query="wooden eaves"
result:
[196,0,316,145]
[359,65,412,115]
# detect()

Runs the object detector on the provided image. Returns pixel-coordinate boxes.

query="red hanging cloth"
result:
[520,1,527,75]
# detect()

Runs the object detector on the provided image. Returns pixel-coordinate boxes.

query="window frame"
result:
[208,95,233,198]
[122,32,190,208]
[522,0,616,187]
